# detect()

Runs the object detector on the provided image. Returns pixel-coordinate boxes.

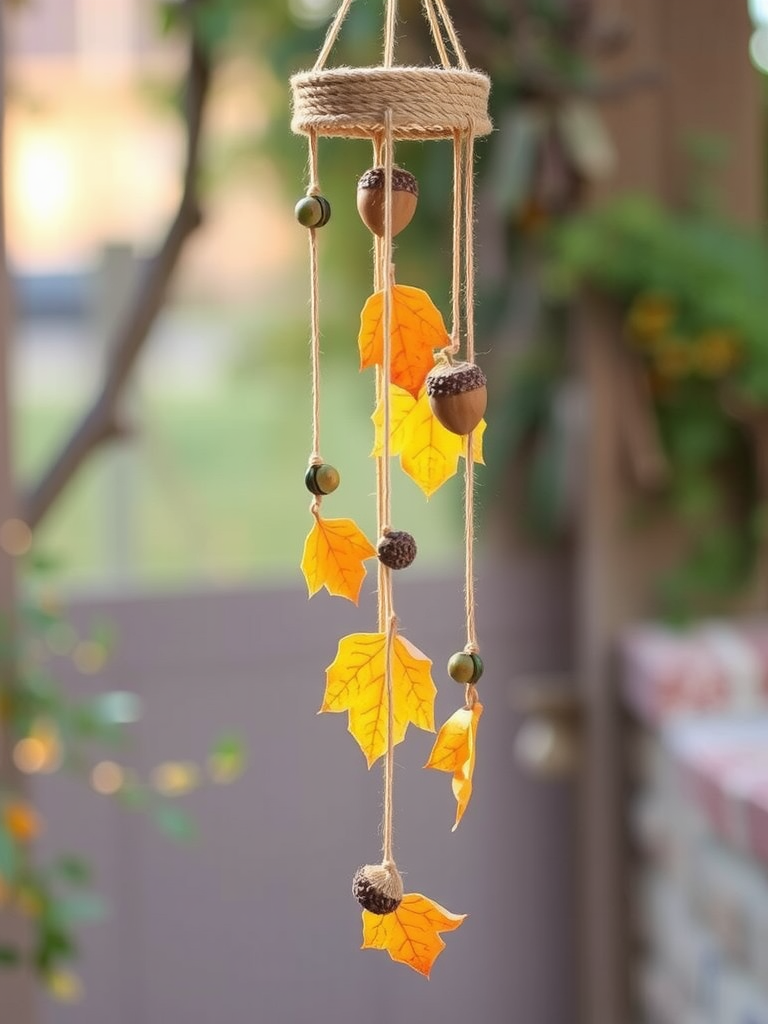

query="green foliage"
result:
[547,194,768,618]
[0,590,245,985]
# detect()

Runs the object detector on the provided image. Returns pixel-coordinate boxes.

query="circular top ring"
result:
[290,66,492,141]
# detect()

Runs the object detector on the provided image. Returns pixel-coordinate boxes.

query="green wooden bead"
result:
[447,651,483,685]
[295,195,331,228]
[305,463,340,496]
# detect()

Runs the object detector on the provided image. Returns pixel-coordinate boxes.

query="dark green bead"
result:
[447,651,483,685]
[295,195,331,228]
[305,463,340,496]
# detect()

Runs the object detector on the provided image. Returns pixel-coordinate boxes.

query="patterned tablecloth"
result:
[622,621,768,1024]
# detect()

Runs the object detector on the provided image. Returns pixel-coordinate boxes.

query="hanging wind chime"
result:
[292,0,491,977]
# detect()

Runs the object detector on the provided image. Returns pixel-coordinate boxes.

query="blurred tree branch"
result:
[22,20,212,530]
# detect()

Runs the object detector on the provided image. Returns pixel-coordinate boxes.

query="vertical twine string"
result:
[372,135,387,634]
[381,108,397,866]
[313,0,356,71]
[430,0,470,70]
[446,130,463,356]
[422,0,452,69]
[307,132,323,517]
[383,0,398,67]
[462,129,479,709]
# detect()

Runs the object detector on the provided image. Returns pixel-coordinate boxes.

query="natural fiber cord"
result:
[291,66,491,141]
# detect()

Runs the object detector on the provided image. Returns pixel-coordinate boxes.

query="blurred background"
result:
[1,1,768,1022]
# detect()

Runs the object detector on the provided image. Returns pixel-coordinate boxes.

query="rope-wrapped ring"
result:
[291,66,492,141]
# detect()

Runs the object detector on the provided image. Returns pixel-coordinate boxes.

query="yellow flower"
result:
[46,969,83,1003]
[627,293,677,343]
[3,800,42,843]
[692,330,741,377]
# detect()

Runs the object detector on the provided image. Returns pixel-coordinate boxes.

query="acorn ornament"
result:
[357,167,419,237]
[352,863,404,915]
[377,530,417,570]
[426,360,488,436]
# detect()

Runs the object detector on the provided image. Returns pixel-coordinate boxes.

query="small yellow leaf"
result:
[361,892,466,977]
[467,420,486,466]
[372,386,486,496]
[370,384,418,458]
[301,516,377,604]
[425,702,483,830]
[358,285,449,398]
[322,633,436,767]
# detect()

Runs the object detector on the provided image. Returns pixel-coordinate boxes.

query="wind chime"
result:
[292,0,491,976]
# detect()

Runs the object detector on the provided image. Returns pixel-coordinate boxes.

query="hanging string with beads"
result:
[462,127,481,710]
[380,107,397,868]
[437,127,485,702]
[297,132,337,512]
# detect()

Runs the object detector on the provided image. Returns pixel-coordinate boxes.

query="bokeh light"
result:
[72,640,109,674]
[0,518,32,557]
[151,761,200,796]
[750,25,768,71]
[91,761,125,795]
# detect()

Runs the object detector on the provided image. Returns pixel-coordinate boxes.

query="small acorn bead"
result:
[426,361,488,436]
[377,530,417,570]
[295,194,332,228]
[357,167,419,237]
[305,463,340,496]
[352,863,403,916]
[448,651,484,686]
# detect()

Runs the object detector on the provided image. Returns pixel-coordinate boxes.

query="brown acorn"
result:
[357,167,419,237]
[377,530,417,570]
[352,863,403,915]
[426,361,488,435]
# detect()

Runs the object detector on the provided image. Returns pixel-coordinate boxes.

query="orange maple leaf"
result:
[322,633,435,767]
[372,386,486,497]
[301,516,377,604]
[425,702,483,831]
[361,892,466,977]
[358,285,449,398]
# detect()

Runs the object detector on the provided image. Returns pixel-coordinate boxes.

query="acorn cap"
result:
[426,361,487,397]
[352,863,404,915]
[357,167,419,196]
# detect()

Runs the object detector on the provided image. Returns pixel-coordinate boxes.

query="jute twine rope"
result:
[294,0,489,141]
[379,107,398,868]
[460,128,481,712]
[291,67,491,141]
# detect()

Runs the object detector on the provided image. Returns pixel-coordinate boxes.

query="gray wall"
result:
[35,554,576,1024]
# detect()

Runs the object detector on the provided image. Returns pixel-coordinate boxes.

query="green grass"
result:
[15,361,463,589]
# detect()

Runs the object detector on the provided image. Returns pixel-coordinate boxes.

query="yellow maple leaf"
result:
[301,516,377,605]
[358,285,449,398]
[425,702,483,831]
[372,386,485,499]
[361,892,466,977]
[322,633,435,767]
